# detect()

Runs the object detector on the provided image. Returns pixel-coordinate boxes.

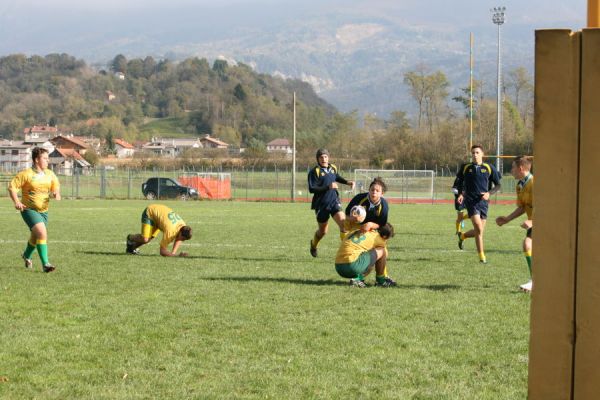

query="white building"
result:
[113,138,135,158]
[0,141,32,171]
[142,137,204,158]
[266,138,292,155]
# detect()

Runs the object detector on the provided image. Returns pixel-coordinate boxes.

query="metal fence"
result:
[0,164,518,202]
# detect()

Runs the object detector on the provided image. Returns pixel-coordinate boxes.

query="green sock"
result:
[36,240,49,265]
[376,275,386,284]
[23,241,36,259]
[356,273,364,281]
[525,251,532,277]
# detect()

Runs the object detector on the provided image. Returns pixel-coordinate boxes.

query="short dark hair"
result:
[471,144,484,152]
[369,177,387,193]
[378,223,395,239]
[31,147,48,162]
[513,155,532,170]
[180,226,192,240]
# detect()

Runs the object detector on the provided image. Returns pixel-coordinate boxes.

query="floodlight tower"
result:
[491,6,506,174]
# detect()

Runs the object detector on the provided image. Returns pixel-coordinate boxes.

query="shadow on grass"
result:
[203,276,347,286]
[202,276,461,291]
[79,250,290,262]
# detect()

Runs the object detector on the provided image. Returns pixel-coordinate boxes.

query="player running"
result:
[452,164,469,235]
[456,145,502,264]
[126,204,192,257]
[8,147,61,272]
[496,156,534,292]
[308,148,354,257]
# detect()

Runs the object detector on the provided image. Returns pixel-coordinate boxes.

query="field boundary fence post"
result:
[127,168,132,199]
[100,167,106,198]
[75,169,80,198]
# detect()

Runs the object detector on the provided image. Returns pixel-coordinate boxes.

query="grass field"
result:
[0,199,530,399]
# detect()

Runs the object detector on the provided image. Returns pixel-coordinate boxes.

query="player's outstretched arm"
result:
[160,241,188,257]
[496,207,525,226]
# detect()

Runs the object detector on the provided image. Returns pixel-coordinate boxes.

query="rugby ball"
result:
[350,205,367,223]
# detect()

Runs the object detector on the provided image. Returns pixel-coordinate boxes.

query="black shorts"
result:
[526,228,532,238]
[465,198,489,219]
[316,202,343,223]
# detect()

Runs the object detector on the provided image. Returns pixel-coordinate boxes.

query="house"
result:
[200,134,229,149]
[113,138,135,158]
[23,125,58,142]
[0,140,31,171]
[142,137,203,158]
[50,135,90,155]
[115,72,125,80]
[266,138,292,155]
[48,148,91,176]
[142,141,175,157]
[22,136,55,154]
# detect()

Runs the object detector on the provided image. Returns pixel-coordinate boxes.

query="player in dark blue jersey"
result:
[308,148,355,257]
[456,145,502,263]
[452,164,469,235]
[345,177,389,233]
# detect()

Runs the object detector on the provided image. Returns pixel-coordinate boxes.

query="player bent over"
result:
[496,156,534,292]
[126,204,192,257]
[334,223,396,288]
[9,147,61,272]
[308,148,354,257]
[344,177,394,284]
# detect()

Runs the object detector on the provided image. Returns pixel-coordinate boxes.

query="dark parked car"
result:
[142,177,199,200]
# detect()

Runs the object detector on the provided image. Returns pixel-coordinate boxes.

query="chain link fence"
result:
[0,164,517,202]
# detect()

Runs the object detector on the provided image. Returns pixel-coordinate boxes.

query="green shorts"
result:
[335,250,377,279]
[21,209,48,230]
[141,208,155,226]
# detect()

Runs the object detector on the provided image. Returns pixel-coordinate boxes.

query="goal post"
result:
[353,169,435,202]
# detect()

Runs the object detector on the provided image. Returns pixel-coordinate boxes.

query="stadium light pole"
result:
[291,91,296,202]
[491,6,506,174]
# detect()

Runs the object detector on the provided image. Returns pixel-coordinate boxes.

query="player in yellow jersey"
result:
[126,204,192,257]
[496,156,534,292]
[8,147,61,272]
[334,223,395,288]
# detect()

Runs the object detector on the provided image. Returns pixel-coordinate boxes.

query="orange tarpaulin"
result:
[178,176,231,199]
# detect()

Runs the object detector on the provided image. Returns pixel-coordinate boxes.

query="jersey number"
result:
[349,231,366,244]
[168,212,182,224]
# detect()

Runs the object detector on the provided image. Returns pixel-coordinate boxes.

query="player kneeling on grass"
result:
[126,204,192,257]
[334,222,396,288]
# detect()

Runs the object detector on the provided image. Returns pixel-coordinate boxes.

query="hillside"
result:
[0,54,337,147]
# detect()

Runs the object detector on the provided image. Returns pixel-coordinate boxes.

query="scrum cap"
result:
[316,148,329,160]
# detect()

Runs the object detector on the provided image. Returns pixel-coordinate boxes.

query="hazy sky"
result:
[0,0,588,26]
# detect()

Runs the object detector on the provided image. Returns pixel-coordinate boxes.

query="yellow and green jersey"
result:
[145,204,186,248]
[8,168,59,213]
[335,230,387,264]
[516,174,534,219]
